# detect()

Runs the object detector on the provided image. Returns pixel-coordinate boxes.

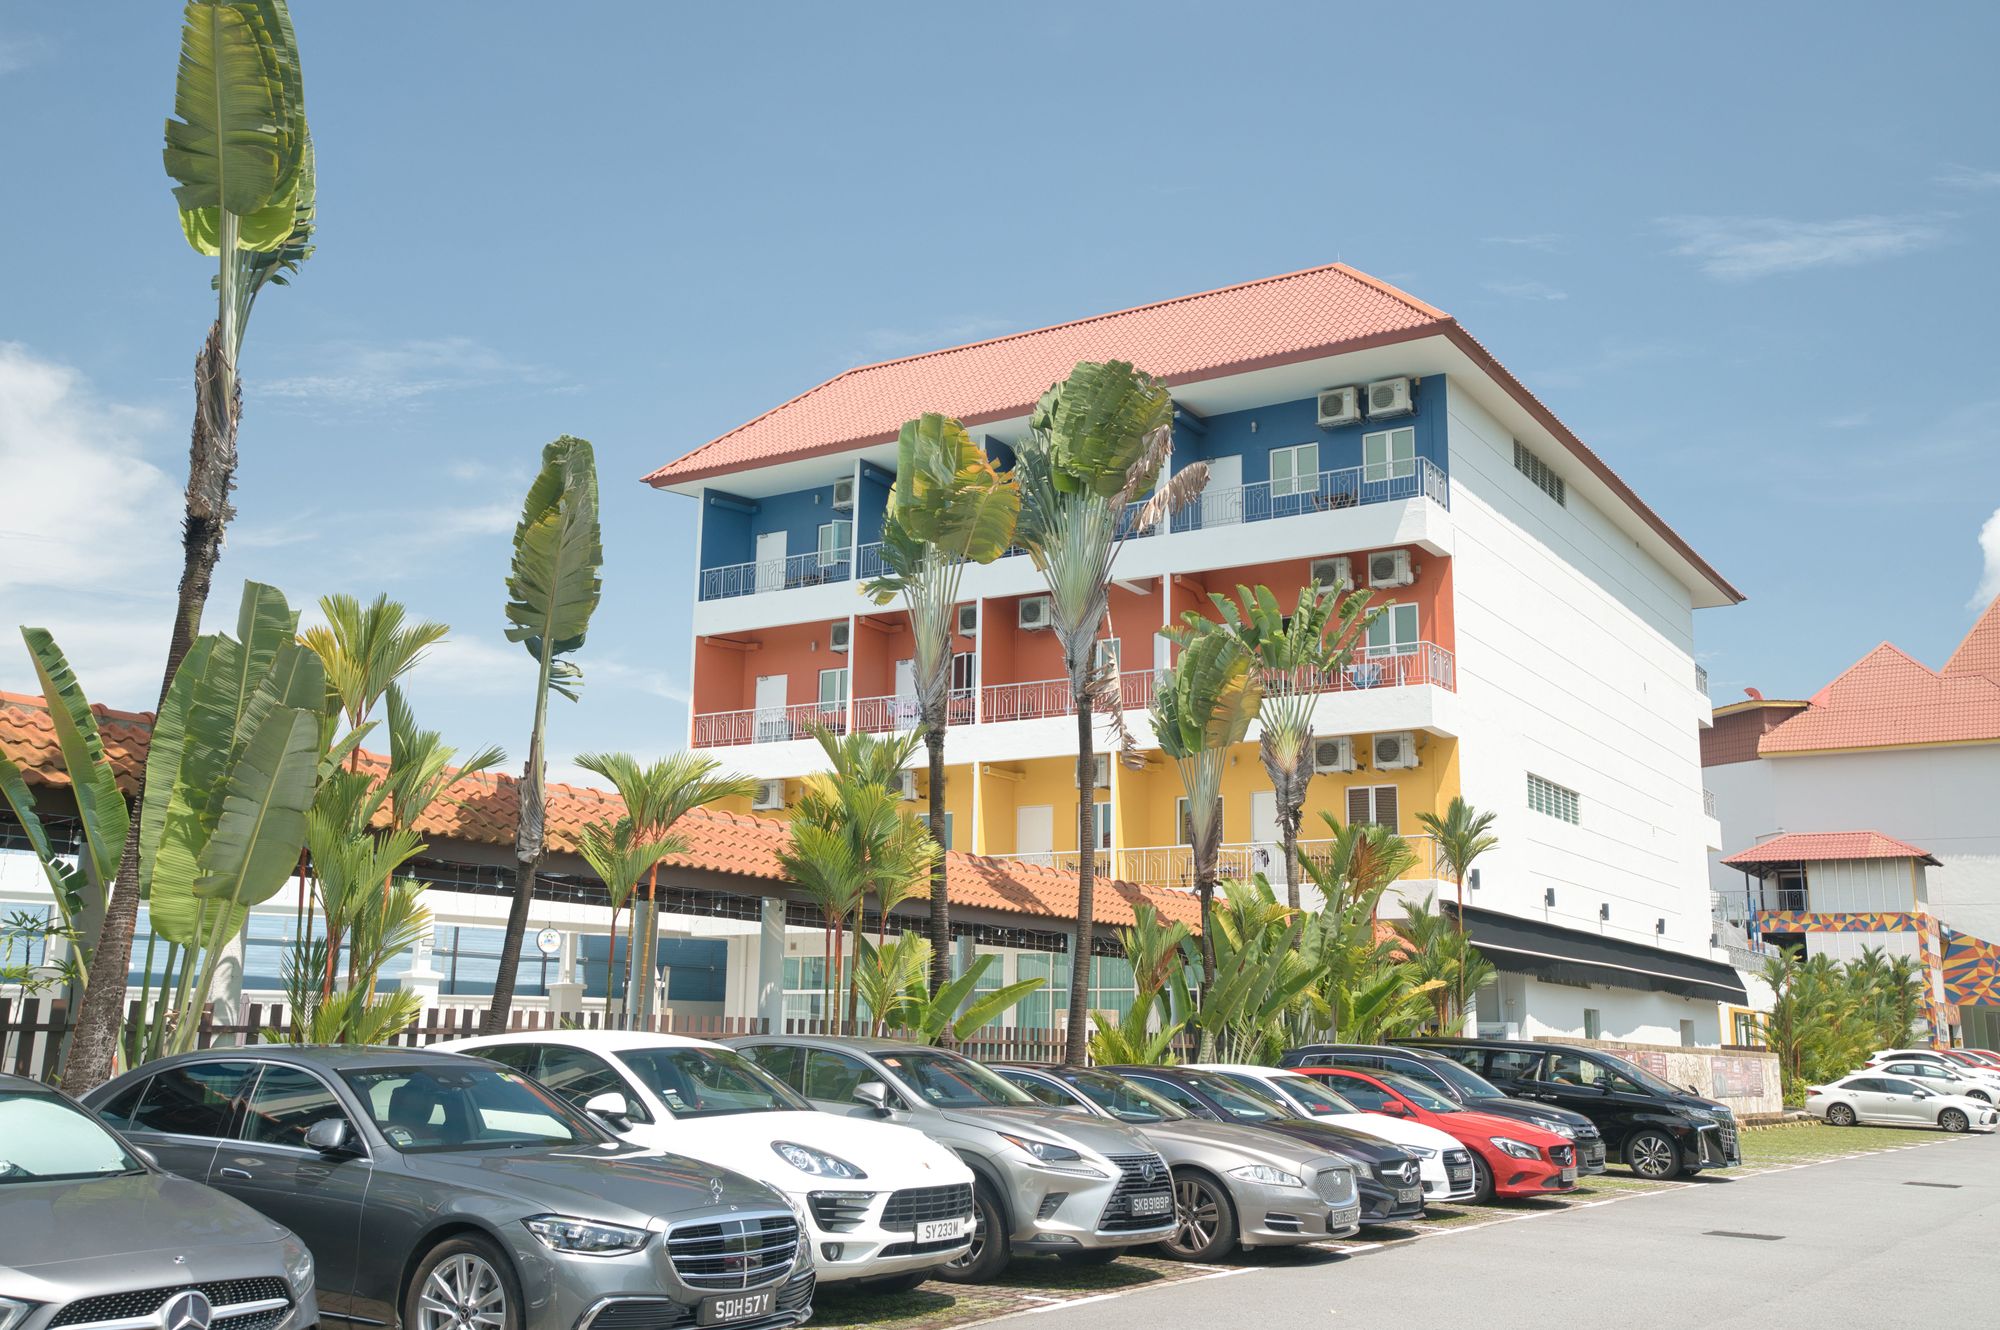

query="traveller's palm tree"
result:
[865,414,1019,994]
[1015,361,1206,1065]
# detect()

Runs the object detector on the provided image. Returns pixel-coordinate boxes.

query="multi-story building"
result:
[646,263,1748,1045]
[1704,595,2000,1046]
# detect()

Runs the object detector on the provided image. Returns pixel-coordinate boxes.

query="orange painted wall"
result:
[696,619,850,712]
[852,611,909,700]
[982,582,1164,687]
[1169,548,1454,654]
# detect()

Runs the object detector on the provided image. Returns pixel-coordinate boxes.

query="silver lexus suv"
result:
[731,1036,1175,1281]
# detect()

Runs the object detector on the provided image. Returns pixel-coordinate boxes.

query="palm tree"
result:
[1152,612,1262,1046]
[1415,797,1501,1032]
[573,750,756,1026]
[484,438,604,1034]
[1207,581,1377,909]
[575,818,681,1017]
[1014,361,1206,1066]
[864,414,1020,995]
[1393,900,1496,1033]
[68,0,316,1092]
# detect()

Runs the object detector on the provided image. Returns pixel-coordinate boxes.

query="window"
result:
[1006,1072,1078,1109]
[802,1049,874,1104]
[1527,773,1580,824]
[1269,442,1319,498]
[951,651,977,693]
[433,924,555,997]
[1481,1049,1546,1083]
[1879,1078,1925,1095]
[1733,1011,1761,1046]
[344,1064,593,1153]
[1127,1075,1212,1119]
[1094,798,1113,851]
[1513,440,1566,506]
[1365,602,1420,656]
[532,1045,643,1119]
[240,1064,352,1149]
[783,955,833,1025]
[879,1050,1034,1107]
[818,667,848,710]
[1326,1077,1395,1112]
[94,1077,152,1129]
[0,1089,141,1184]
[1093,637,1121,674]
[1347,784,1399,832]
[1176,797,1194,845]
[616,1047,805,1118]
[1679,1019,1696,1048]
[1362,427,1416,484]
[1542,1052,1606,1088]
[1583,1008,1603,1040]
[129,1061,256,1138]
[816,519,852,568]
[740,1044,803,1091]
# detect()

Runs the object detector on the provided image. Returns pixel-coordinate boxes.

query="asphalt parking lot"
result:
[808,1124,1998,1330]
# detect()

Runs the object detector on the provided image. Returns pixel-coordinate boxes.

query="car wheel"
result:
[938,1183,1009,1284]
[1826,1103,1856,1127]
[407,1236,519,1330]
[1968,1090,1992,1104]
[1157,1169,1238,1262]
[1624,1131,1682,1180]
[1055,1248,1122,1267]
[1940,1108,1970,1134]
[1467,1152,1496,1204]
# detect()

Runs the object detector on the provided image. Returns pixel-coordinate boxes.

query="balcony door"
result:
[755,673,788,741]
[1250,790,1281,879]
[894,657,918,727]
[755,530,787,593]
[1202,454,1241,528]
[1016,805,1054,866]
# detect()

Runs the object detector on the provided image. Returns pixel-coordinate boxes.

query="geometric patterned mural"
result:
[1943,927,2000,1008]
[1752,909,1949,1039]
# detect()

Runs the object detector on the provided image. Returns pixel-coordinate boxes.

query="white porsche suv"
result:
[441,1030,976,1291]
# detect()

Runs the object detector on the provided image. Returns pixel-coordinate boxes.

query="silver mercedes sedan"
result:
[0,1071,318,1330]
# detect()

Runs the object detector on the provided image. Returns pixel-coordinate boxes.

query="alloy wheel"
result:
[1827,1103,1856,1126]
[1628,1132,1677,1179]
[945,1199,987,1273]
[1168,1177,1220,1255]
[1941,1109,1969,1134]
[418,1254,506,1330]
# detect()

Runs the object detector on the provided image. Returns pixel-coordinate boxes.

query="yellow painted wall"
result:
[976,756,1105,856]
[705,762,975,849]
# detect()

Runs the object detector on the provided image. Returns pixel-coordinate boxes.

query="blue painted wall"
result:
[699,481,850,569]
[1168,373,1448,484]
[857,461,893,550]
[701,490,754,568]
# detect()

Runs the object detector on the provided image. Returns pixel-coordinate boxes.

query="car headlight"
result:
[771,1141,867,1179]
[1228,1163,1305,1188]
[1402,1145,1439,1160]
[0,1297,39,1330]
[1490,1137,1541,1160]
[996,1132,1106,1177]
[524,1215,652,1256]
[282,1239,315,1294]
[1530,1118,1576,1140]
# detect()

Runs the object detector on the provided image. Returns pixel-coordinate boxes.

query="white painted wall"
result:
[1479,971,1721,1045]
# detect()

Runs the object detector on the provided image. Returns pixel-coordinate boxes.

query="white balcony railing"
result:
[691,700,849,747]
[698,549,852,602]
[852,690,974,734]
[989,833,1441,891]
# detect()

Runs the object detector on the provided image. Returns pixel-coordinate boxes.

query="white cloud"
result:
[261,337,566,408]
[1484,278,1568,302]
[1481,233,1566,252]
[1936,163,2000,190]
[1976,508,2000,607]
[1659,214,1944,280]
[0,34,51,75]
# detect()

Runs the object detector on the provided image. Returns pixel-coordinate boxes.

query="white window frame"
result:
[1093,637,1121,675]
[816,519,852,567]
[1527,772,1580,824]
[1094,798,1113,851]
[951,650,978,694]
[1269,442,1319,499]
[1366,602,1421,656]
[818,667,849,710]
[1362,427,1416,484]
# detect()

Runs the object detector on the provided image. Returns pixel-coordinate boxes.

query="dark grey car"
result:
[0,1071,318,1330]
[85,1048,813,1330]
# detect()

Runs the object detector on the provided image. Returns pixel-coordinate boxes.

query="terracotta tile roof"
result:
[0,691,1195,931]
[1721,831,1940,867]
[1758,597,2000,755]
[643,262,1740,605]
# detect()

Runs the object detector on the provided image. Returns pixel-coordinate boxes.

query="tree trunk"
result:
[484,733,548,1034]
[1194,813,1219,1062]
[1453,871,1466,1032]
[63,327,237,1094]
[924,721,950,996]
[1063,697,1094,1068]
[1280,789,1304,913]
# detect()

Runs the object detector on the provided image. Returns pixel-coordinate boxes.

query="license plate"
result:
[1396,1186,1421,1206]
[916,1217,969,1243]
[1560,1167,1576,1185]
[1131,1192,1173,1217]
[1329,1205,1360,1228]
[1448,1166,1472,1182]
[699,1292,774,1326]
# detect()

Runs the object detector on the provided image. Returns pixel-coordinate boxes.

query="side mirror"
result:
[129,1145,159,1170]
[1379,1101,1409,1117]
[304,1118,357,1156]
[853,1081,893,1115]
[584,1092,634,1132]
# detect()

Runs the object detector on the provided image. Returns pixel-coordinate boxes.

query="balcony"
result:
[853,690,974,734]
[691,700,849,748]
[1703,787,1717,818]
[981,670,1160,724]
[991,833,1441,892]
[699,548,851,602]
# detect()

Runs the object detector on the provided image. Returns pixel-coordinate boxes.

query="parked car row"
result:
[1807,1046,2000,1133]
[0,1032,1783,1330]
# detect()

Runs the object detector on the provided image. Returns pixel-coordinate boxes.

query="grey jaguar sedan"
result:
[85,1047,813,1330]
[0,1071,317,1330]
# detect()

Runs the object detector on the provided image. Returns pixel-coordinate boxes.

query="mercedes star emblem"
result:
[709,1176,725,1203]
[160,1290,212,1330]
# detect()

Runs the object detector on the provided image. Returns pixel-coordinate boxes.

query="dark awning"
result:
[1443,903,1748,1004]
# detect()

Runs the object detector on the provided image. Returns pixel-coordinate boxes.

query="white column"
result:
[757,897,786,1030]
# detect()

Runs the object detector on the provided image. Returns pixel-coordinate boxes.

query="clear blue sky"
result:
[4,2,1998,778]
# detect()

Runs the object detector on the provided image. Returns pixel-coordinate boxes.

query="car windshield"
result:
[617,1047,810,1118]
[1068,1071,1189,1123]
[1267,1074,1358,1115]
[878,1050,1035,1107]
[0,1089,144,1184]
[1180,1072,1292,1121]
[1407,1056,1504,1101]
[1379,1072,1461,1113]
[1593,1052,1690,1099]
[344,1064,606,1153]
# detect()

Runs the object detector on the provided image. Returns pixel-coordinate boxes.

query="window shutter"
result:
[1374,784,1399,832]
[1347,786,1372,827]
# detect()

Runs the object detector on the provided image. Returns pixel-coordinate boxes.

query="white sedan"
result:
[1864,1054,1997,1103]
[1191,1063,1478,1204]
[1867,1049,2000,1095]
[441,1030,976,1289]
[1808,1073,1998,1133]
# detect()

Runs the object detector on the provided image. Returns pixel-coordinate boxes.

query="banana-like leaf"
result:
[1151,618,1261,759]
[888,414,1020,563]
[951,977,1047,1040]
[0,751,90,920]
[163,1,297,223]
[141,639,215,945]
[1030,361,1174,498]
[505,437,604,665]
[21,628,129,885]
[193,706,320,915]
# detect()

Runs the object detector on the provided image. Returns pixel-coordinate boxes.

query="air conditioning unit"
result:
[1019,596,1052,630]
[957,604,979,636]
[751,779,786,811]
[1312,736,1355,774]
[1316,386,1360,428]
[831,476,855,511]
[1372,731,1419,770]
[1310,556,1352,588]
[1092,754,1111,788]
[1366,376,1414,418]
[895,770,919,801]
[828,622,850,653]
[1367,549,1414,588]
